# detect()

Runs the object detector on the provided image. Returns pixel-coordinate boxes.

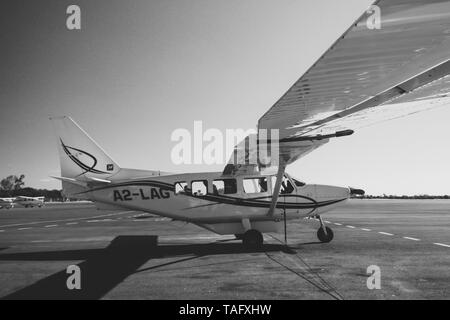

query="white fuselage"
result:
[78,171,350,235]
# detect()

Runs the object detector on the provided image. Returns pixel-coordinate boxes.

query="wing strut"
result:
[267,161,286,217]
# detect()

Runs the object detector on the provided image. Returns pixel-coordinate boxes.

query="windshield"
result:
[292,177,306,187]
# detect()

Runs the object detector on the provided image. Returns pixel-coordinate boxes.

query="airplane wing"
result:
[224,0,450,174]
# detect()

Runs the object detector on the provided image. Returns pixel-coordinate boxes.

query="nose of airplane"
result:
[349,187,365,196]
[315,185,352,200]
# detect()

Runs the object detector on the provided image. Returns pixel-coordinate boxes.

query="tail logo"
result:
[60,139,108,175]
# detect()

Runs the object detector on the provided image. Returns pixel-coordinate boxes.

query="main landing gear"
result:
[239,218,264,248]
[316,215,334,243]
[240,229,264,247]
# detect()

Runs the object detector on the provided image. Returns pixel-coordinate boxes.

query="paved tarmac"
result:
[0,199,448,299]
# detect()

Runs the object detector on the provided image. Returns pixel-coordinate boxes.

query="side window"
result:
[192,180,208,196]
[174,181,188,194]
[213,179,237,195]
[243,177,268,194]
[213,180,224,195]
[223,179,237,194]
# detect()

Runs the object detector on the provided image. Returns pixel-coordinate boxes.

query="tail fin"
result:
[50,116,121,181]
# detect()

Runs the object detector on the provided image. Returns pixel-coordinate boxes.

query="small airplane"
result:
[13,196,45,208]
[0,198,15,209]
[51,0,450,247]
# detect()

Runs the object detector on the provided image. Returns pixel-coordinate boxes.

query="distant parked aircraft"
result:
[0,198,15,209]
[14,196,45,208]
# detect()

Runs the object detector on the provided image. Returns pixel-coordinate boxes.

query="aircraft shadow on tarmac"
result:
[0,235,295,300]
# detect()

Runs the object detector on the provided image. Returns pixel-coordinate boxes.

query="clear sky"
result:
[1,0,449,195]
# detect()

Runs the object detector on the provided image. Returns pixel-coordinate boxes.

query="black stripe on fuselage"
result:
[76,179,348,210]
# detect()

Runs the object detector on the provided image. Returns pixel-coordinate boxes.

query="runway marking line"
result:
[403,237,420,241]
[0,210,135,229]
[433,243,450,248]
[308,219,446,248]
[87,219,115,223]
[45,225,57,228]
[18,227,32,231]
[0,230,4,232]
[66,222,78,225]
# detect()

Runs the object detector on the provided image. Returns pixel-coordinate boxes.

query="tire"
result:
[317,226,334,243]
[242,229,264,247]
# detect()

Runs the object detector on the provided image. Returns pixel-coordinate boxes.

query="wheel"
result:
[242,229,263,247]
[317,226,334,243]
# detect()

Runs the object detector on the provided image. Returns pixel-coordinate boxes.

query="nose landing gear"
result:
[316,215,334,243]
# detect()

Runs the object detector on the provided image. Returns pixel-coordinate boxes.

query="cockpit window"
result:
[292,178,306,187]
[281,178,294,194]
[270,175,295,194]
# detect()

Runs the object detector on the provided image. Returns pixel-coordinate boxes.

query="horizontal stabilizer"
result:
[87,177,111,183]
[50,176,88,187]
